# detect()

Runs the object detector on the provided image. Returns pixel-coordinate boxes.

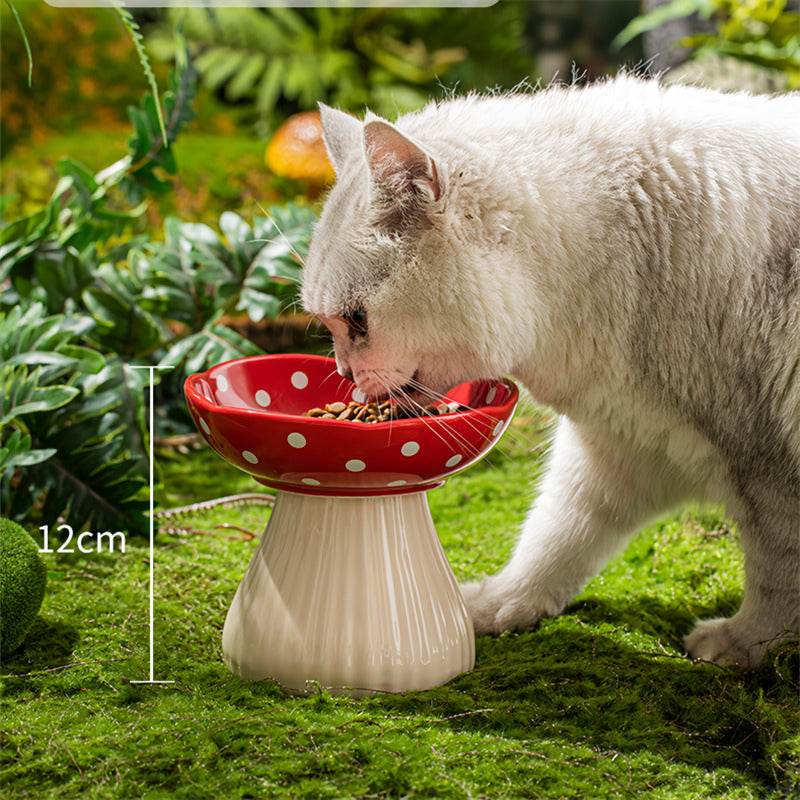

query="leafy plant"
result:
[146,5,533,127]
[1,50,317,532]
[614,0,800,87]
[0,303,151,535]
[133,204,312,374]
[1,59,198,301]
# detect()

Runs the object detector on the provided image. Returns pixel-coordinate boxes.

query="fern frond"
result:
[113,3,167,143]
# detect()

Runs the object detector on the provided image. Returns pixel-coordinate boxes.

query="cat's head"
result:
[301,104,523,404]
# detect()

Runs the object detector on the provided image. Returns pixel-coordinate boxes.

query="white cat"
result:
[300,75,800,667]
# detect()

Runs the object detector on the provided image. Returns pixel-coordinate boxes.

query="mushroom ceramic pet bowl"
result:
[185,354,518,695]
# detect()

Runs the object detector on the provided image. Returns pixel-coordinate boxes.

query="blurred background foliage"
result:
[146,5,531,128]
[2,0,150,155]
[2,1,644,227]
[618,0,800,88]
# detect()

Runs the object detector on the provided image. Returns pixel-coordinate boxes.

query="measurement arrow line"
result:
[129,365,175,686]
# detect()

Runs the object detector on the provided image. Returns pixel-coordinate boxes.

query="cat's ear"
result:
[363,118,441,204]
[318,103,362,176]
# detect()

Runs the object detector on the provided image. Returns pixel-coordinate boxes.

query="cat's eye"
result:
[342,307,368,338]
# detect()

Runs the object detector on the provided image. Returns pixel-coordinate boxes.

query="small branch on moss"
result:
[156,493,275,521]
[436,708,496,722]
[155,493,273,538]
[3,657,128,680]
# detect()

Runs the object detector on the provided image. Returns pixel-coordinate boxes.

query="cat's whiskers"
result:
[390,379,486,460]
[402,374,503,433]
[400,375,521,462]
[253,201,307,268]
[312,367,507,462]
[318,368,356,400]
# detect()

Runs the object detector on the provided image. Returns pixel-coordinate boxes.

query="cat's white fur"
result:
[301,75,800,667]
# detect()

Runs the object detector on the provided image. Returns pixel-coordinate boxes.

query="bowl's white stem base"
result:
[222,490,475,695]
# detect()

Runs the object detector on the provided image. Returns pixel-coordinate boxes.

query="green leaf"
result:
[225,52,268,101]
[0,430,57,471]
[0,384,80,426]
[220,211,258,272]
[256,58,287,115]
[236,288,282,323]
[612,0,715,50]
[115,4,166,142]
[161,324,262,374]
[196,47,249,92]
[4,351,80,370]
[269,7,313,39]
[54,345,103,374]
[5,0,32,87]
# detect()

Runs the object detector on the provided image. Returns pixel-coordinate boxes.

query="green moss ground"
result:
[2,407,798,799]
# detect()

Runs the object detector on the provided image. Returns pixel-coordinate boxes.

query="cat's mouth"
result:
[352,365,461,409]
[397,370,421,398]
[394,370,456,409]
[355,369,438,407]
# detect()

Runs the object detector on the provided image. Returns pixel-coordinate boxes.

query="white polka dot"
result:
[255,389,271,407]
[493,421,504,437]
[485,386,497,404]
[352,387,367,403]
[401,441,420,457]
[301,477,321,486]
[287,432,306,449]
[216,375,229,392]
[290,371,309,389]
[242,450,258,464]
[199,418,210,436]
[387,480,407,487]
[445,454,463,468]
[346,459,366,472]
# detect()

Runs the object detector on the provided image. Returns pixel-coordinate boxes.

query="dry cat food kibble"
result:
[304,400,467,423]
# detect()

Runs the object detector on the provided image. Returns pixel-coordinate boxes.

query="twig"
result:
[156,493,275,519]
[2,657,128,680]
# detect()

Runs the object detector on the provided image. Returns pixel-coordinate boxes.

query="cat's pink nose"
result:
[338,364,353,381]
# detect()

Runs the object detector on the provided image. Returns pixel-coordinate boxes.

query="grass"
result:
[2,406,798,799]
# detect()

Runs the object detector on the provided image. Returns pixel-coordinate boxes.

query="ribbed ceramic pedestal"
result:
[222,490,475,696]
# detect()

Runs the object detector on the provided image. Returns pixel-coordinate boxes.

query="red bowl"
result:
[184,354,518,497]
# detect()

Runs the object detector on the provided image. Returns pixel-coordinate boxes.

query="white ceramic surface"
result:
[222,490,475,695]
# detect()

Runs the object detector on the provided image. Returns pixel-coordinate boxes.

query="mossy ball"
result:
[1,518,47,654]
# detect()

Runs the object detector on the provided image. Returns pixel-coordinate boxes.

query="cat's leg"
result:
[684,498,800,667]
[463,417,674,634]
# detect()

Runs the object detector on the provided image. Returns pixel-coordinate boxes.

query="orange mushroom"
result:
[265,110,335,188]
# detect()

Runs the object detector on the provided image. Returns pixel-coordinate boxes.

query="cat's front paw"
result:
[460,576,564,635]
[684,617,781,668]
